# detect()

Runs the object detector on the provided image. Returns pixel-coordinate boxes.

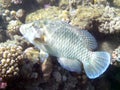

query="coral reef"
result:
[112,46,120,62]
[0,0,22,8]
[0,41,23,80]
[26,4,120,32]
[25,6,64,23]
[7,20,23,39]
[0,0,120,89]
[25,5,103,29]
[2,9,25,22]
[70,5,104,29]
[23,47,40,63]
[113,0,120,7]
[0,0,11,8]
[11,0,22,5]
[97,6,120,33]
[21,47,53,81]
[36,0,57,6]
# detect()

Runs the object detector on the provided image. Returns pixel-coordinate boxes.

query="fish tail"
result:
[82,51,110,79]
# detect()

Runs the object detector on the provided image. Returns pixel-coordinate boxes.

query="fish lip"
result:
[19,25,23,33]
[19,24,26,35]
[19,23,33,36]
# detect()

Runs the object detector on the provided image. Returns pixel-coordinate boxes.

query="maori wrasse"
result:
[20,20,110,79]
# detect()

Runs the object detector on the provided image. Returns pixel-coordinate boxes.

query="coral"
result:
[0,39,53,86]
[97,6,120,33]
[112,46,120,62]
[25,6,64,23]
[113,0,120,7]
[25,5,104,29]
[36,0,57,6]
[2,9,25,22]
[7,20,23,39]
[15,9,25,19]
[22,47,53,81]
[0,41,23,80]
[13,35,33,49]
[0,0,11,8]
[59,0,69,8]
[70,5,104,29]
[23,47,40,63]
[11,0,22,5]
[0,0,22,8]
[94,0,107,5]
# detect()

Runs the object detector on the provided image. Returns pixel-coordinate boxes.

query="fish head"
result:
[19,20,45,44]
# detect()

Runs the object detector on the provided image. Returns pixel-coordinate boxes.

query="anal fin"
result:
[58,57,82,73]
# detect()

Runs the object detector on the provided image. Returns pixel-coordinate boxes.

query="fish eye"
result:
[32,22,40,29]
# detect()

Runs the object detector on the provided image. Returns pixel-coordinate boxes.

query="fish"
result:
[19,19,110,79]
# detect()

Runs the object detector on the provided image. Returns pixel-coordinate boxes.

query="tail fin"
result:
[82,51,110,79]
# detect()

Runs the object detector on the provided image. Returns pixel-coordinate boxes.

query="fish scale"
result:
[45,24,89,60]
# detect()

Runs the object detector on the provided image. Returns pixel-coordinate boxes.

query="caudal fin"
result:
[82,51,110,79]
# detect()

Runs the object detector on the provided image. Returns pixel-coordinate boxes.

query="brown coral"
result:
[0,41,23,80]
[7,20,23,39]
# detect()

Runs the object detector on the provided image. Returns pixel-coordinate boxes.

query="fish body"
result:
[20,20,110,79]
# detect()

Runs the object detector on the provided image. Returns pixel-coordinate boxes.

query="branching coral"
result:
[7,20,23,39]
[97,6,120,34]
[0,40,53,85]
[0,41,23,80]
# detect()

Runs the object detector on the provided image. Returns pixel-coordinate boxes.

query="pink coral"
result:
[0,78,7,89]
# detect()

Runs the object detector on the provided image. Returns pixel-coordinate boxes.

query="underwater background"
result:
[0,0,120,90]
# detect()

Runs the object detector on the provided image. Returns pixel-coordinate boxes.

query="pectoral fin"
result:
[58,57,82,73]
[39,50,49,62]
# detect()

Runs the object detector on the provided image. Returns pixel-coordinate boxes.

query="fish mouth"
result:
[19,22,45,44]
[19,24,26,35]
